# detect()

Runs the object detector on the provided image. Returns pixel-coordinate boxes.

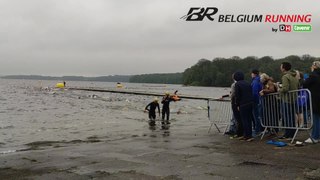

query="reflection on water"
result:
[0,79,228,153]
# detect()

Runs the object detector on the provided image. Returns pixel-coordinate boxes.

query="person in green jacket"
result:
[279,62,299,139]
[279,64,299,100]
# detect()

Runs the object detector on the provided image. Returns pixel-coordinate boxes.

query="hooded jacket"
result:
[279,70,299,93]
[279,70,299,103]
[303,68,320,114]
[233,72,253,107]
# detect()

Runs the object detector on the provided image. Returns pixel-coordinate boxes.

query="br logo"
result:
[181,7,219,21]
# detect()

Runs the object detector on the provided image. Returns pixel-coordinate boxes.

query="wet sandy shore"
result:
[1,123,320,180]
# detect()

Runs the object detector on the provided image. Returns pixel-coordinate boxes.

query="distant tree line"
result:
[3,55,318,87]
[129,73,183,84]
[183,55,319,87]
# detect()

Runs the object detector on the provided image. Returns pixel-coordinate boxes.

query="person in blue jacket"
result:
[251,69,263,136]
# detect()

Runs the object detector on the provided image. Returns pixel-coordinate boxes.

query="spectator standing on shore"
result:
[278,62,299,139]
[259,73,277,95]
[223,75,240,136]
[251,69,263,136]
[234,71,254,141]
[232,76,243,138]
[303,61,320,143]
[259,73,280,133]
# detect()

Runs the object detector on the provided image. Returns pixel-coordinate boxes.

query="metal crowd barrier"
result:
[260,89,313,143]
[207,99,232,133]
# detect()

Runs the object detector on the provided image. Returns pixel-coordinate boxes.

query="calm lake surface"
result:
[0,79,229,154]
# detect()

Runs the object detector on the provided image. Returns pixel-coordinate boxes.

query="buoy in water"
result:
[56,83,65,88]
[116,82,123,88]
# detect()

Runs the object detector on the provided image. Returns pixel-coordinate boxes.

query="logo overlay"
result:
[181,7,312,33]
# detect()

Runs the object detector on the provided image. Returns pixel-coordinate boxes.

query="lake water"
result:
[0,79,229,154]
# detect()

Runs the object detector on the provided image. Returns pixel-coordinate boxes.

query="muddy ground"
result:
[0,123,319,180]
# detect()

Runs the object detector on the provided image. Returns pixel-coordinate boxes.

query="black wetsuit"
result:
[145,102,160,120]
[161,96,174,121]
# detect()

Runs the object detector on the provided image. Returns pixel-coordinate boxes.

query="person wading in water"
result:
[145,98,160,126]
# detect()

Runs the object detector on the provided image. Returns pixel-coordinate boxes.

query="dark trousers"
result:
[232,103,243,136]
[281,102,296,138]
[162,108,170,121]
[149,112,156,120]
[240,104,253,138]
[253,102,262,133]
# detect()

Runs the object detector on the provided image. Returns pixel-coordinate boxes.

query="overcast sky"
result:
[0,0,319,76]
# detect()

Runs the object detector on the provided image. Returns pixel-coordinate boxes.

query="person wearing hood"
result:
[279,62,299,139]
[234,71,254,141]
[251,69,263,136]
[303,61,320,143]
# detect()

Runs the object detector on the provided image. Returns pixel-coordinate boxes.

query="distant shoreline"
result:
[0,75,132,83]
[1,73,184,85]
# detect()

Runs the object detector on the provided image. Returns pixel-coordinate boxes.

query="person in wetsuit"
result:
[161,91,175,124]
[145,98,160,125]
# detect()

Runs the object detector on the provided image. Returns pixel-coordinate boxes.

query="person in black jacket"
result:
[145,98,160,126]
[303,61,320,143]
[233,71,254,141]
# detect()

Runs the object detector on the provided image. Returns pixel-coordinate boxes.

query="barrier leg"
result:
[271,128,279,137]
[307,129,316,143]
[224,124,229,134]
[291,129,299,144]
[208,122,221,133]
[208,122,213,133]
[260,127,268,140]
[214,123,221,133]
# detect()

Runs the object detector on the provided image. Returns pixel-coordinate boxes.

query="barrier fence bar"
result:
[69,87,214,100]
[260,89,313,143]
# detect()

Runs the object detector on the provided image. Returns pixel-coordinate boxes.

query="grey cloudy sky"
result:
[0,0,319,76]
